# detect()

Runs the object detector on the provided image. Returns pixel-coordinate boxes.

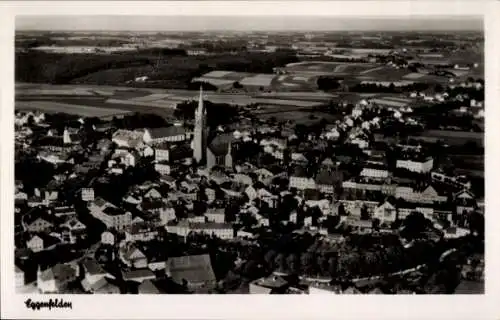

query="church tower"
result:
[193,87,207,164]
[224,142,233,169]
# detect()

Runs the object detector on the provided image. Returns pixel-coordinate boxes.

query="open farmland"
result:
[16,100,132,117]
[283,61,378,76]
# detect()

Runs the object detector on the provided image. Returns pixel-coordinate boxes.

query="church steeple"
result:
[193,86,207,164]
[225,142,233,169]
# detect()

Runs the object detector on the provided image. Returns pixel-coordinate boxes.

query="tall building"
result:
[193,87,207,164]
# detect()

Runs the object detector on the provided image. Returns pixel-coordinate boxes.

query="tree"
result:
[400,211,430,240]
[360,205,370,220]
[300,252,316,276]
[338,204,347,216]
[286,254,300,275]
[274,253,287,273]
[264,250,277,270]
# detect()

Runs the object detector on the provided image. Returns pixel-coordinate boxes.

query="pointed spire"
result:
[227,142,232,155]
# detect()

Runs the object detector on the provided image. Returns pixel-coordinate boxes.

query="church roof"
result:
[147,126,187,139]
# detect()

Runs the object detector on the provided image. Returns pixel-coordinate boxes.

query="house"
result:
[308,282,342,294]
[314,169,338,194]
[205,208,225,223]
[119,244,148,269]
[142,145,155,157]
[112,129,144,149]
[27,234,60,252]
[143,126,187,144]
[88,198,132,230]
[166,220,191,238]
[190,222,234,240]
[101,231,115,246]
[165,254,216,289]
[144,188,162,200]
[61,217,87,244]
[124,223,159,242]
[37,263,78,293]
[360,166,389,179]
[123,269,156,283]
[81,188,95,202]
[289,166,316,190]
[250,275,290,294]
[154,162,171,175]
[138,279,164,294]
[373,200,397,224]
[396,156,434,173]
[454,189,475,201]
[81,258,111,288]
[159,205,176,225]
[154,143,170,162]
[15,265,25,288]
[254,168,274,184]
[82,276,121,294]
[23,214,54,233]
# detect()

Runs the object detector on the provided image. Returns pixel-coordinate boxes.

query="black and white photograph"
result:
[1,1,500,319]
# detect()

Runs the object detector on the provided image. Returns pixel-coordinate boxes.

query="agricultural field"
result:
[16,100,132,118]
[283,61,378,76]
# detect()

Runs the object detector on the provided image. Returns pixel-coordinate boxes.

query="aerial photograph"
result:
[14,15,484,295]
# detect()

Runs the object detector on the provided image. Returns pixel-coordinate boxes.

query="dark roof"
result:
[24,209,54,226]
[315,169,338,185]
[33,136,64,147]
[147,126,187,139]
[138,279,162,294]
[102,206,127,216]
[165,254,216,285]
[82,258,107,276]
[169,144,194,161]
[123,269,155,281]
[291,165,308,178]
[31,233,61,247]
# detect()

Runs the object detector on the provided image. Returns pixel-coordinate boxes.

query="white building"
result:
[373,201,397,224]
[396,157,433,173]
[88,198,132,230]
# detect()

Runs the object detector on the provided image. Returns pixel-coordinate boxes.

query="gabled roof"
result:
[123,268,155,281]
[315,169,337,185]
[82,258,107,276]
[138,279,162,294]
[40,263,76,282]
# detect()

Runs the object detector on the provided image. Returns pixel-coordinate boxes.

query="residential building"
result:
[205,208,225,223]
[88,198,132,230]
[249,275,289,294]
[396,157,434,173]
[37,264,78,293]
[15,265,25,288]
[124,223,159,242]
[373,200,397,224]
[154,162,171,175]
[101,231,115,246]
[123,269,156,283]
[119,244,148,269]
[81,188,95,202]
[61,217,87,244]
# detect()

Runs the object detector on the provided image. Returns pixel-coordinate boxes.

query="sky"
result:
[16,15,483,32]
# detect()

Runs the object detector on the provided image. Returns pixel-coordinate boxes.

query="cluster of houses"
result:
[14,88,481,294]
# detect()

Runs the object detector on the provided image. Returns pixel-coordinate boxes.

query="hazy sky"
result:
[16,15,482,32]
